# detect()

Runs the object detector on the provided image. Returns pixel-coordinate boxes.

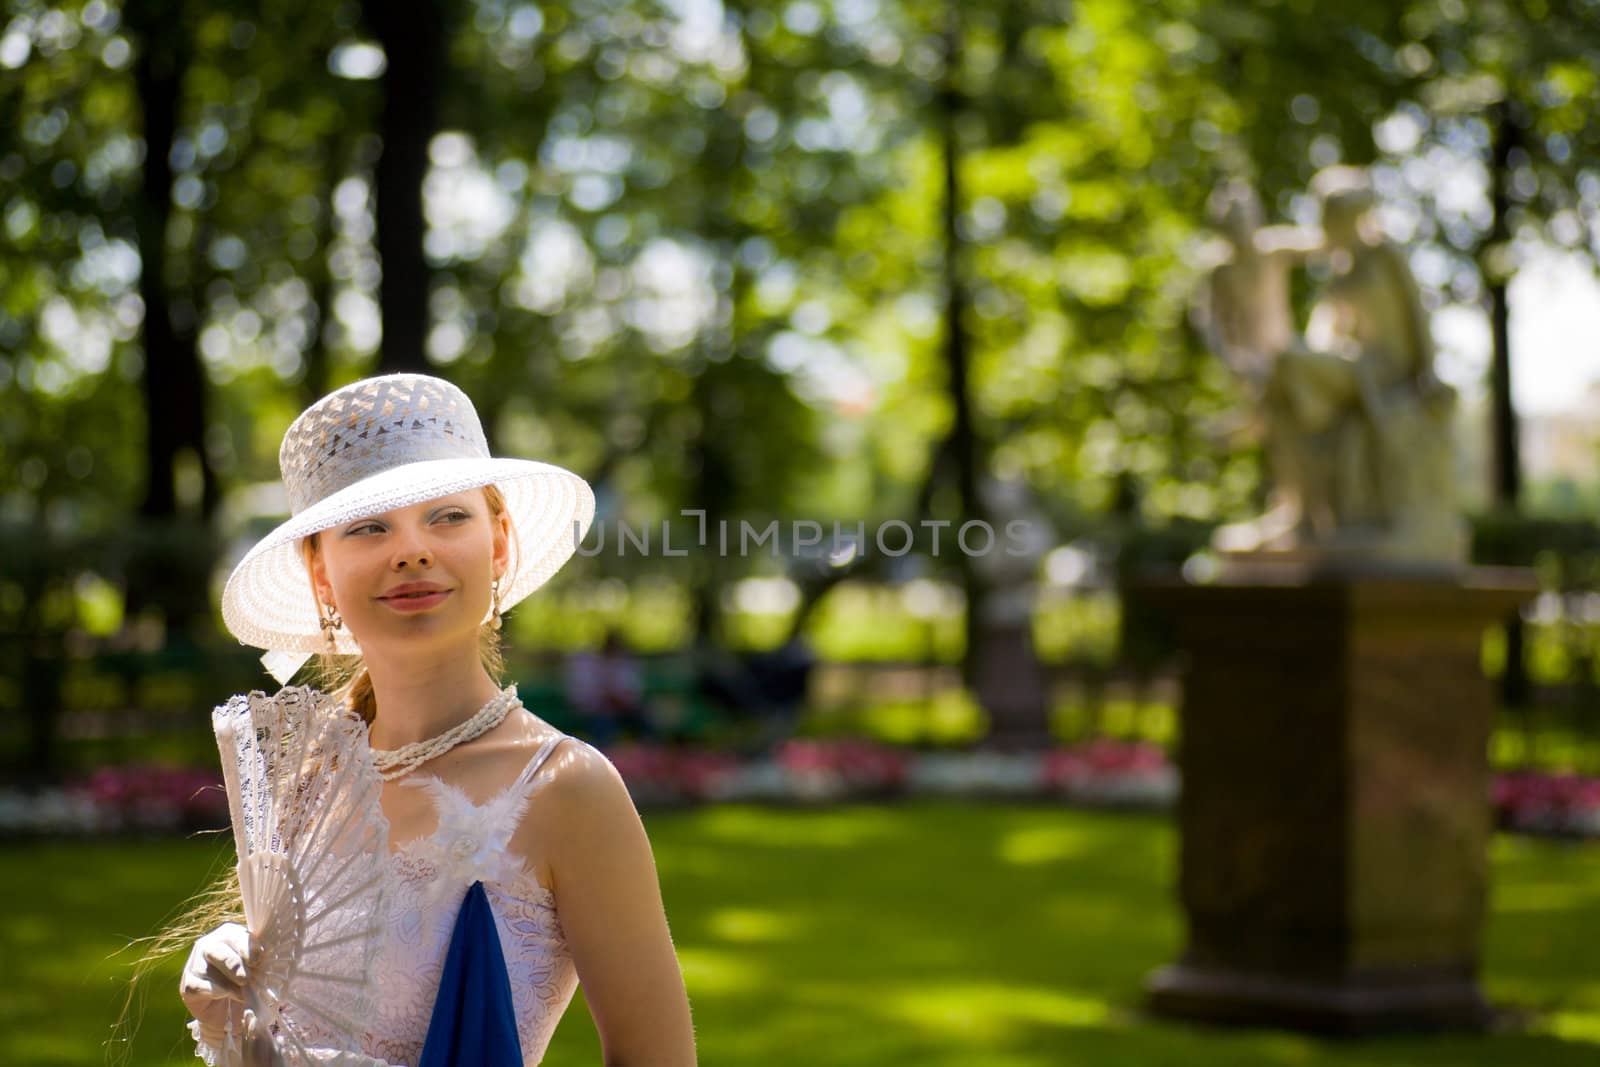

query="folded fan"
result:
[213,686,394,1067]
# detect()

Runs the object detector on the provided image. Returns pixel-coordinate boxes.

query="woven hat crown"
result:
[281,374,488,514]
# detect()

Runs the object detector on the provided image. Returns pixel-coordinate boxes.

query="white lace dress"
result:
[190,728,583,1067]
[366,731,582,1066]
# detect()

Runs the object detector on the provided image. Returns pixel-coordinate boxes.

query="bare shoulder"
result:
[537,736,638,832]
[512,734,644,890]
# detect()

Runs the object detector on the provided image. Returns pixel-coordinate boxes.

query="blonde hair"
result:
[112,483,517,1061]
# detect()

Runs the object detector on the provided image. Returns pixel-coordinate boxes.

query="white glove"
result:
[179,922,283,1066]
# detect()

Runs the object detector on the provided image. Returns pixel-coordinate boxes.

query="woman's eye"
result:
[345,522,384,536]
[435,510,470,524]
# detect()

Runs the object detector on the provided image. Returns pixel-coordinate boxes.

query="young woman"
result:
[174,373,697,1065]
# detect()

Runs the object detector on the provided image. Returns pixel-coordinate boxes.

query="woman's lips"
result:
[377,588,453,613]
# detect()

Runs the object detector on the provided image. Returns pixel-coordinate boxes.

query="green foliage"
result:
[7,0,1595,545]
[4,0,1599,771]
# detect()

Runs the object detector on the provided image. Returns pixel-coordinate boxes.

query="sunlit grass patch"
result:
[6,803,1600,1066]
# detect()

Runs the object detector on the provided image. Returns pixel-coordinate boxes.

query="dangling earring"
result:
[320,601,344,652]
[490,577,503,631]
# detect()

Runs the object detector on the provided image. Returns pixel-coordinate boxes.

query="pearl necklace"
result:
[371,685,521,781]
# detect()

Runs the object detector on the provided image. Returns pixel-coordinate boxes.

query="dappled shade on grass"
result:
[4,804,1599,1065]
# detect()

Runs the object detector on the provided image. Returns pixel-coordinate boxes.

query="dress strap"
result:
[512,732,572,791]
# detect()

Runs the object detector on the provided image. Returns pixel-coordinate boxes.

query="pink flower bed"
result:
[67,764,228,832]
[603,738,1168,805]
[604,744,745,804]
[1041,739,1170,790]
[775,739,911,796]
[5,746,1596,842]
[1492,771,1600,837]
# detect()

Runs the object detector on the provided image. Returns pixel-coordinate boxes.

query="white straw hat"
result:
[222,373,594,683]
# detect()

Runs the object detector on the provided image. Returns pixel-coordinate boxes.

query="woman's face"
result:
[308,489,511,658]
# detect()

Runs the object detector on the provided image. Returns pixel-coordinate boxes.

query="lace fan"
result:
[213,686,393,1067]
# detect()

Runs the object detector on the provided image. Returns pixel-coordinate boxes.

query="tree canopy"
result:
[2,0,1596,639]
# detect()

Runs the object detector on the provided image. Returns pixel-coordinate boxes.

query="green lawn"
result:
[5,803,1599,1066]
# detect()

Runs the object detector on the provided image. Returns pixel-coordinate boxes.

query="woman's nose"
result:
[390,534,433,570]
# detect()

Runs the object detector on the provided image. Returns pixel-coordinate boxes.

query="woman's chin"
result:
[356,615,484,655]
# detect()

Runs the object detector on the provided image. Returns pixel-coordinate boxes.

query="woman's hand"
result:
[180,921,284,1064]
[180,922,254,1024]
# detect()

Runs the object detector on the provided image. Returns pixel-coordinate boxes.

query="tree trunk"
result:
[21,607,64,786]
[128,0,218,635]
[363,0,446,373]
[1485,98,1527,713]
[685,7,759,652]
[131,2,216,522]
[1486,100,1522,511]
[935,9,1048,746]
[936,10,986,696]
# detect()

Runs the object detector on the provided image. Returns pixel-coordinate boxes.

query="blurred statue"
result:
[1202,167,1465,566]
[1192,181,1322,547]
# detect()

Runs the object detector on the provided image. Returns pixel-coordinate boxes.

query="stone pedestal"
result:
[1134,566,1535,1035]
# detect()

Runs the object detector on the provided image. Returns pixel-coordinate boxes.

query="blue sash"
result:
[417,881,525,1067]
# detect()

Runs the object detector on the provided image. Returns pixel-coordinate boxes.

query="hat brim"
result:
[221,458,595,653]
